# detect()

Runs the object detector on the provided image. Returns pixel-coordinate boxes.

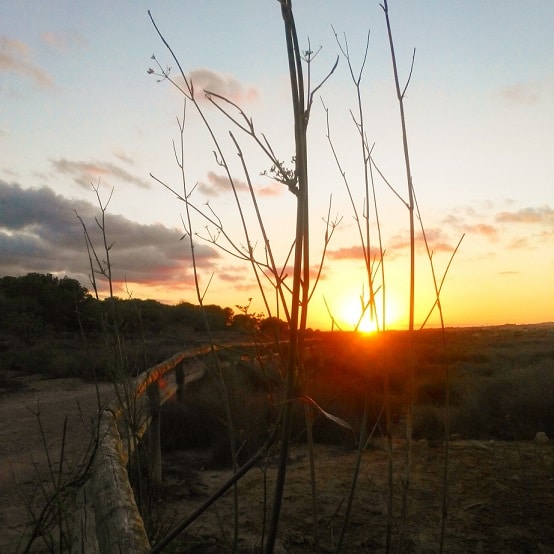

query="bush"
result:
[160,360,279,468]
[0,370,27,392]
[450,358,554,440]
[413,405,444,440]
[161,399,217,451]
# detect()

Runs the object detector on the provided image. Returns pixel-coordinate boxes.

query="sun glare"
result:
[340,299,378,334]
[357,313,378,334]
[338,294,403,333]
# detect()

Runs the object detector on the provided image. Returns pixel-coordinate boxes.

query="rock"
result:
[535,431,549,444]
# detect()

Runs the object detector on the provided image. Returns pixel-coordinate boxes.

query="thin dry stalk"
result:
[327,26,401,551]
[414,199,464,551]
[266,1,311,548]
[77,185,164,536]
[148,11,287,550]
[174,102,242,550]
[21,401,101,553]
[380,2,417,549]
[150,425,280,553]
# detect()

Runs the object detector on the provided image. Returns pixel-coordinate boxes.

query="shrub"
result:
[450,357,554,440]
[412,405,444,440]
[160,360,279,468]
[0,370,27,392]
[160,399,217,451]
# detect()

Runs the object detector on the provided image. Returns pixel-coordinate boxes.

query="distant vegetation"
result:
[0,272,285,336]
[158,326,554,466]
[1,272,552,446]
[160,325,554,470]
[0,272,290,381]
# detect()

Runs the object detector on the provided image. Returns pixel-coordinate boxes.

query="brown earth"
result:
[0,373,113,553]
[1,374,553,553]
[157,439,554,553]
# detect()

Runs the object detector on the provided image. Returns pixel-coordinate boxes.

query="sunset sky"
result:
[1,1,553,330]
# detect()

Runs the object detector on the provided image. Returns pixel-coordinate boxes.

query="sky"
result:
[1,1,553,331]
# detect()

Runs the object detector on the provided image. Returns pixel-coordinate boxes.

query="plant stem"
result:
[265,2,309,551]
[381,2,416,548]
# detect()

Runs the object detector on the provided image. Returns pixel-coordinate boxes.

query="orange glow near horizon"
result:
[108,272,553,332]
[335,294,404,333]
[339,298,377,333]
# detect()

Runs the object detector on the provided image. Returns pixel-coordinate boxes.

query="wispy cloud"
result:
[257,183,282,196]
[0,36,53,88]
[197,171,281,197]
[442,202,554,242]
[327,245,382,261]
[112,149,135,166]
[277,264,328,283]
[0,180,218,288]
[210,265,259,294]
[51,157,150,189]
[389,228,455,254]
[496,205,554,225]
[507,237,528,250]
[179,68,259,104]
[464,223,498,238]
[41,31,84,52]
[497,81,541,105]
[441,213,497,239]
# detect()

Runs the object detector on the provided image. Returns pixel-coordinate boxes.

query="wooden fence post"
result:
[175,362,185,404]
[147,382,162,483]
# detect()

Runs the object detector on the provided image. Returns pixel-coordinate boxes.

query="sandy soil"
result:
[157,440,554,553]
[0,373,113,553]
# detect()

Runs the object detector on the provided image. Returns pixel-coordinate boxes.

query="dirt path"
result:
[0,374,114,553]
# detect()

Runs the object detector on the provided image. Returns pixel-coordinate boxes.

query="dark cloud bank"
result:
[0,180,217,290]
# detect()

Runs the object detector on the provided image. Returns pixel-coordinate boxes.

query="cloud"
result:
[41,31,84,52]
[442,203,554,243]
[388,228,456,254]
[112,149,135,166]
[0,180,218,290]
[197,171,242,196]
[507,237,528,250]
[498,82,540,105]
[0,36,53,88]
[277,265,327,283]
[197,171,281,197]
[441,214,497,240]
[496,205,554,226]
[218,272,245,283]
[327,245,382,261]
[51,157,150,189]
[203,265,258,294]
[179,68,259,104]
[257,183,282,197]
[464,223,498,239]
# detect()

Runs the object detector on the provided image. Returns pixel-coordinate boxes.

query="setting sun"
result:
[357,313,378,334]
[339,298,378,333]
[337,293,404,333]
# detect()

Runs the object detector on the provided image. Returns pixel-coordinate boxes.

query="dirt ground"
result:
[156,439,554,553]
[1,374,553,553]
[0,373,113,553]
